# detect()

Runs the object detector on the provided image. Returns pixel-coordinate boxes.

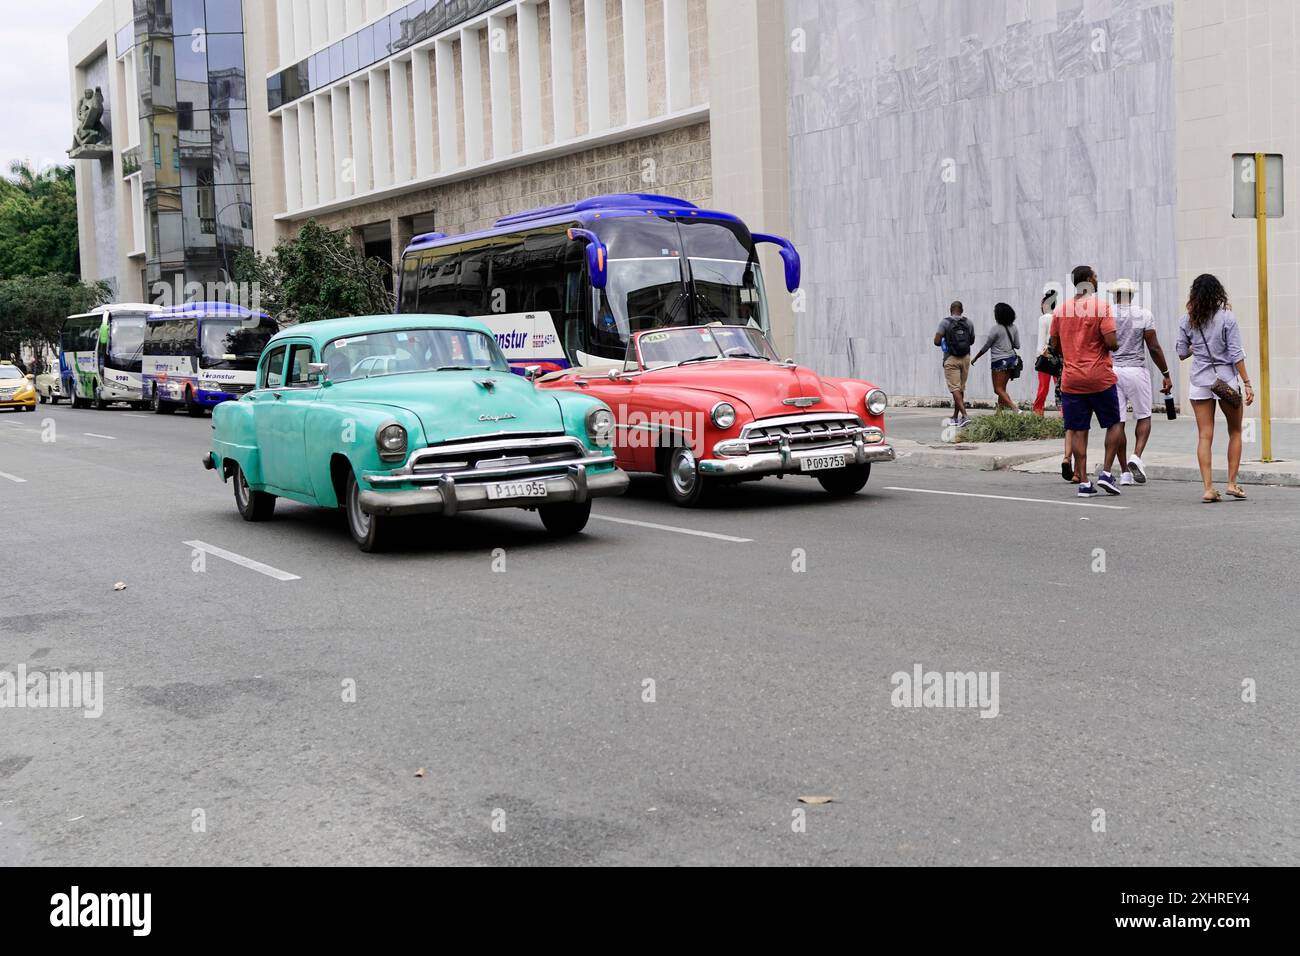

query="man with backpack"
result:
[934,301,974,426]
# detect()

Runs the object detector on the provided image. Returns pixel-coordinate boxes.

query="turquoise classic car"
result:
[203,314,629,551]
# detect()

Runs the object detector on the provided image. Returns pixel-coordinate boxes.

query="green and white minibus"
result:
[60,303,161,409]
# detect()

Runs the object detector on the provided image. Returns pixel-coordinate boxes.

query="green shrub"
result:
[957,412,1065,442]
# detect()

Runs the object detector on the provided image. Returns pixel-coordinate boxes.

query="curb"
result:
[891,439,1060,472]
[1012,456,1300,488]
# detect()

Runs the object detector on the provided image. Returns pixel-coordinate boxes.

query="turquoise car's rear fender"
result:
[210,398,262,484]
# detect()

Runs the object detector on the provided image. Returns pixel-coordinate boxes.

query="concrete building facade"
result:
[70,0,1297,415]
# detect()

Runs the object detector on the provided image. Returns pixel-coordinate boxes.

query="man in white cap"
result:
[1110,278,1173,485]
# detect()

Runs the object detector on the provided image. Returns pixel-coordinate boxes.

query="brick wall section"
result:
[308,122,713,263]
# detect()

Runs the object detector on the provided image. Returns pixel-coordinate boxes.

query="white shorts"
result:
[1114,366,1153,420]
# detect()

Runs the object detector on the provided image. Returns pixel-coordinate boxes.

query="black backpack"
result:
[944,317,974,357]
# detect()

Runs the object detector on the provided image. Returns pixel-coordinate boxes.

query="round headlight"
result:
[587,407,614,443]
[710,402,737,429]
[377,423,407,457]
[865,389,888,416]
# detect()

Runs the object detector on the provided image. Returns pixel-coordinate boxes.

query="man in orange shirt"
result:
[1049,265,1123,497]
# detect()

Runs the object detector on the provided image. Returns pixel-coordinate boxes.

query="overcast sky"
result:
[0,1,100,176]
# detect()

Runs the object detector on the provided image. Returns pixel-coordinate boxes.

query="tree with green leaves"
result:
[234,219,394,324]
[0,161,81,279]
[0,273,111,359]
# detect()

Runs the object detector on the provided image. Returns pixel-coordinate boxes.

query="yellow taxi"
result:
[0,361,37,412]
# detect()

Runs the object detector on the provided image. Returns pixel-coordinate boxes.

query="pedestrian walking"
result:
[1176,273,1255,503]
[1110,278,1173,486]
[934,301,974,426]
[970,303,1021,412]
[1033,290,1064,418]
[1050,265,1124,496]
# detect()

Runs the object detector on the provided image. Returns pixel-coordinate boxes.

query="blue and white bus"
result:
[396,193,801,372]
[59,303,161,409]
[142,302,280,416]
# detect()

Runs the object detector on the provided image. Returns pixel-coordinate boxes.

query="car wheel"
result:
[664,446,707,507]
[38,389,46,405]
[345,470,393,552]
[152,389,173,415]
[539,500,592,536]
[24,404,36,412]
[232,461,276,521]
[94,388,108,410]
[817,463,872,497]
[185,389,205,417]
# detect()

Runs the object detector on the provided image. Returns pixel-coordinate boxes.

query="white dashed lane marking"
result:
[183,540,302,581]
[83,433,117,440]
[591,514,753,542]
[884,486,1128,510]
[0,470,26,483]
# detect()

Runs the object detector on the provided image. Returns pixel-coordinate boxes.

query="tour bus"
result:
[142,302,280,416]
[396,193,801,372]
[60,303,161,409]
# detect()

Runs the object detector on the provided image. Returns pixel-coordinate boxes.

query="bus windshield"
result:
[107,317,147,369]
[201,318,278,370]
[593,216,769,360]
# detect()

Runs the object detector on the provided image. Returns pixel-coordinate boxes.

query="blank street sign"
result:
[1232,153,1284,218]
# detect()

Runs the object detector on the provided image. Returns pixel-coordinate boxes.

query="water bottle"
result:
[1164,391,1176,420]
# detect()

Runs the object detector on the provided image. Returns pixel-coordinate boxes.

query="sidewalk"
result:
[887,407,1300,487]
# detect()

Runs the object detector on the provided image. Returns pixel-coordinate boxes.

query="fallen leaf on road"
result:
[414,768,426,778]
[799,795,834,805]
[112,582,126,591]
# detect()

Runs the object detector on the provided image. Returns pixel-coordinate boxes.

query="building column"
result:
[390,58,413,183]
[487,12,514,158]
[298,100,318,208]
[331,85,352,198]
[314,93,336,204]
[369,66,393,189]
[411,47,435,178]
[549,0,575,142]
[622,0,647,124]
[461,27,485,165]
[517,1,543,150]
[276,0,295,68]
[435,38,459,170]
[349,76,373,193]
[583,0,608,132]
[664,0,690,113]
[326,0,346,41]
[292,0,311,62]
[281,110,302,211]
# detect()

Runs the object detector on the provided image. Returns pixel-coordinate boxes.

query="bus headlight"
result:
[586,407,614,445]
[865,389,888,416]
[376,422,408,462]
[711,402,737,429]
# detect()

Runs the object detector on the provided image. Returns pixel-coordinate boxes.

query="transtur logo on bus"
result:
[495,330,529,351]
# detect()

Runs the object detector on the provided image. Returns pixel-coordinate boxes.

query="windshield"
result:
[0,365,22,380]
[590,216,770,361]
[323,328,510,382]
[107,317,147,369]
[201,317,278,370]
[635,325,779,370]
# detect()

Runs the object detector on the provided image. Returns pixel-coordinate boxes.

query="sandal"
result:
[1225,484,1248,499]
[1201,490,1222,503]
[1061,460,1073,481]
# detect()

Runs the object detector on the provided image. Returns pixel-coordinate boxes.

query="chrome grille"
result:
[742,414,867,451]
[408,435,586,480]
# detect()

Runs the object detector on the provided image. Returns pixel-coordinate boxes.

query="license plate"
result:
[799,454,846,472]
[486,480,548,500]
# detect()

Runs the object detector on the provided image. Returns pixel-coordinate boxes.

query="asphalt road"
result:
[1,401,1296,865]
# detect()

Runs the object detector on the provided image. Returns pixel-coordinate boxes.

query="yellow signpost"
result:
[1255,153,1273,462]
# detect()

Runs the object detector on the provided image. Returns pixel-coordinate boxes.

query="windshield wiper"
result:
[724,350,770,361]
[435,365,476,371]
[678,354,722,366]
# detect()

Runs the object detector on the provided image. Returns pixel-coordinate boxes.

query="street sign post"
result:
[1232,152,1284,462]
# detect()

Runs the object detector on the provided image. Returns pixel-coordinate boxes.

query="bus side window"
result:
[455,254,487,316]
[399,257,419,312]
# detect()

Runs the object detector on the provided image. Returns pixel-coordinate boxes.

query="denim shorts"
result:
[991,356,1018,371]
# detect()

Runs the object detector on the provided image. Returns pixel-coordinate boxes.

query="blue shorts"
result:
[991,356,1018,371]
[1061,385,1121,431]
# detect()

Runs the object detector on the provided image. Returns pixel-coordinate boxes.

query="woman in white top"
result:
[1175,274,1255,502]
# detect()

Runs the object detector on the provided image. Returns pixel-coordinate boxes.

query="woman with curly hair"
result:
[1175,274,1255,502]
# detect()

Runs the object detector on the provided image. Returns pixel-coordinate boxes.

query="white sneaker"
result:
[1128,455,1147,483]
[942,417,956,426]
[1120,471,1135,486]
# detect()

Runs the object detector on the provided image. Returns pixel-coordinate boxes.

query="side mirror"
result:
[524,364,542,382]
[752,233,801,293]
[25,374,34,381]
[567,227,609,290]
[607,368,623,381]
[306,362,330,384]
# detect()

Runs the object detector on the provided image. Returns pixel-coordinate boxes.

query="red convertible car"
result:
[536,325,894,505]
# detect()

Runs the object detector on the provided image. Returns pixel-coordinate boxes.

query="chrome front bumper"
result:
[359,451,628,517]
[698,435,895,478]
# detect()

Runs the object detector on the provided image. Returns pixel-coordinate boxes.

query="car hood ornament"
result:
[475,377,496,391]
